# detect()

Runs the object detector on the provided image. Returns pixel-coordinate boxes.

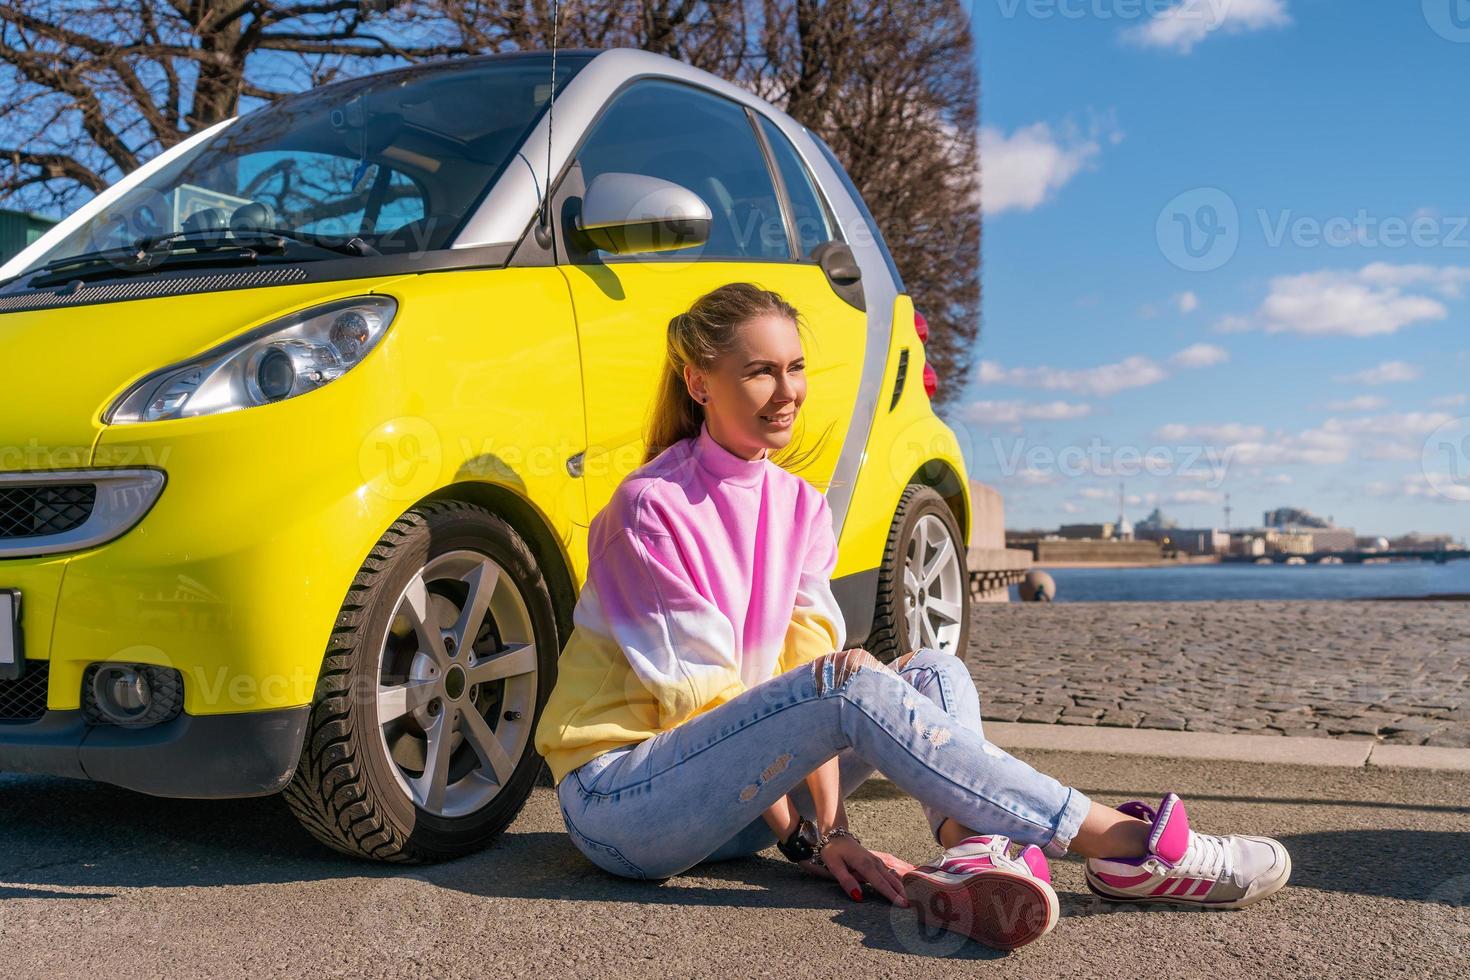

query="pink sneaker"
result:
[1085,792,1292,909]
[902,834,1059,950]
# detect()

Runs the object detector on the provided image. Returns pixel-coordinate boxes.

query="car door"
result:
[550,79,869,518]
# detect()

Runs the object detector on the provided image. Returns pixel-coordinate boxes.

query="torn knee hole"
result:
[811,647,889,695]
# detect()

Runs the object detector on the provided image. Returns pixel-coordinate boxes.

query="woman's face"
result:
[686,312,806,460]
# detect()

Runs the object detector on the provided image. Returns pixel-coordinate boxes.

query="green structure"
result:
[0,208,57,265]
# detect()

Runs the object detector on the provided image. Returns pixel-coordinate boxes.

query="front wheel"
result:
[866,485,970,664]
[283,499,559,862]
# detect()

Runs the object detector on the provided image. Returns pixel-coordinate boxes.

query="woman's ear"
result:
[684,364,707,404]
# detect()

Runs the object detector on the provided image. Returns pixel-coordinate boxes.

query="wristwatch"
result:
[777,817,822,864]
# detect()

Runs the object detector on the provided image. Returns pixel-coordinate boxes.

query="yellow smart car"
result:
[0,48,972,861]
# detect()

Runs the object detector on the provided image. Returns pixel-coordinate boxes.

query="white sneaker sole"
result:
[1085,840,1293,910]
[902,865,1060,950]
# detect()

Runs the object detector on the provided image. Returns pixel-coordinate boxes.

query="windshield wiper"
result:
[16,227,372,289]
[248,228,379,257]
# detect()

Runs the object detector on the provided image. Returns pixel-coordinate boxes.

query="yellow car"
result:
[0,48,972,861]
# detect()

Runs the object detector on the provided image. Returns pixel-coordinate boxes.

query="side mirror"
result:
[575,172,711,255]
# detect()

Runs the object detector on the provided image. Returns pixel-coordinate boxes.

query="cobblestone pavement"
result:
[964,601,1470,748]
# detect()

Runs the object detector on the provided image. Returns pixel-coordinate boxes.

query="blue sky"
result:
[952,0,1470,539]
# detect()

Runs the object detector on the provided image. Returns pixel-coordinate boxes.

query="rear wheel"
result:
[866,485,970,664]
[283,499,558,862]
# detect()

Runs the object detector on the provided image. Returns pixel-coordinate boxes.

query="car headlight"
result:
[105,296,397,423]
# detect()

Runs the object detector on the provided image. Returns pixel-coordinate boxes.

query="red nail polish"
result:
[850,887,863,901]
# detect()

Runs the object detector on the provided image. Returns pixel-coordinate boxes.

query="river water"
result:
[1023,560,1470,602]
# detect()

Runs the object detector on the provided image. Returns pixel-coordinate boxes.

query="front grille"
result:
[0,660,48,722]
[0,483,96,539]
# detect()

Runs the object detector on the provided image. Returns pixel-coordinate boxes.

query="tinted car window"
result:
[810,133,906,292]
[574,81,791,260]
[757,115,836,258]
[20,54,590,271]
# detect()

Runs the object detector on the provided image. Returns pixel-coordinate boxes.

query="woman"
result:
[532,283,1290,950]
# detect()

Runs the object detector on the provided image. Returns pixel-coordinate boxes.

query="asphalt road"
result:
[2,750,1465,978]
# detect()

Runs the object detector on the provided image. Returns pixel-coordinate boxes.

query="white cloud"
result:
[1168,343,1229,368]
[1125,0,1291,55]
[1357,263,1470,299]
[1215,314,1253,333]
[1176,291,1200,314]
[1079,487,1146,505]
[1334,361,1422,386]
[1365,473,1459,503]
[1166,489,1225,505]
[1156,422,1267,443]
[979,344,1222,398]
[1260,272,1445,336]
[1154,411,1451,470]
[960,399,1093,427]
[1326,395,1389,412]
[979,356,1165,397]
[1433,393,1469,409]
[979,115,1122,215]
[1218,265,1465,337]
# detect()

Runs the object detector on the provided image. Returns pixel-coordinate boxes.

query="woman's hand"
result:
[802,836,912,907]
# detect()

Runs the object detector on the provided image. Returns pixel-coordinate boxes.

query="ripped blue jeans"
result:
[555,647,1092,880]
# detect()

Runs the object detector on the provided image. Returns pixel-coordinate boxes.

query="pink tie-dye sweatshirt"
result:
[533,419,847,785]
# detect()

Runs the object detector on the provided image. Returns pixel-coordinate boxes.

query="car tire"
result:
[283,499,558,863]
[865,484,971,664]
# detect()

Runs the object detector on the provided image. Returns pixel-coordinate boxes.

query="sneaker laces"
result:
[1173,831,1231,880]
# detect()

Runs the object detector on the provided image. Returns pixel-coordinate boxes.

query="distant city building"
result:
[1231,534,1267,557]
[0,208,56,264]
[1058,523,1115,541]
[1389,532,1463,552]
[1307,528,1357,553]
[1136,507,1178,531]
[1135,526,1229,556]
[1274,532,1315,555]
[1263,506,1354,553]
[1263,507,1332,529]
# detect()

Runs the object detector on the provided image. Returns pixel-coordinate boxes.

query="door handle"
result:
[811,241,865,311]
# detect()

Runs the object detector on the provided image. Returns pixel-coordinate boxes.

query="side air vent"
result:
[889,348,909,412]
[0,267,310,315]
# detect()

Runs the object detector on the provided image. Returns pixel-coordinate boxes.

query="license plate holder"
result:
[0,589,22,681]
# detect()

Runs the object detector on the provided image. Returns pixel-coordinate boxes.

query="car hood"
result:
[0,275,410,472]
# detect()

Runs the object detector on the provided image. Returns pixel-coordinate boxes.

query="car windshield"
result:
[20,53,591,276]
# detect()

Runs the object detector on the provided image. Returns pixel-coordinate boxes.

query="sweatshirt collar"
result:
[692,419,768,487]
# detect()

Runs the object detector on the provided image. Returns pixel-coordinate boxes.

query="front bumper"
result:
[0,704,309,798]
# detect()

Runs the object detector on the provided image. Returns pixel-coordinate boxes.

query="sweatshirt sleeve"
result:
[776,492,847,676]
[586,525,747,731]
